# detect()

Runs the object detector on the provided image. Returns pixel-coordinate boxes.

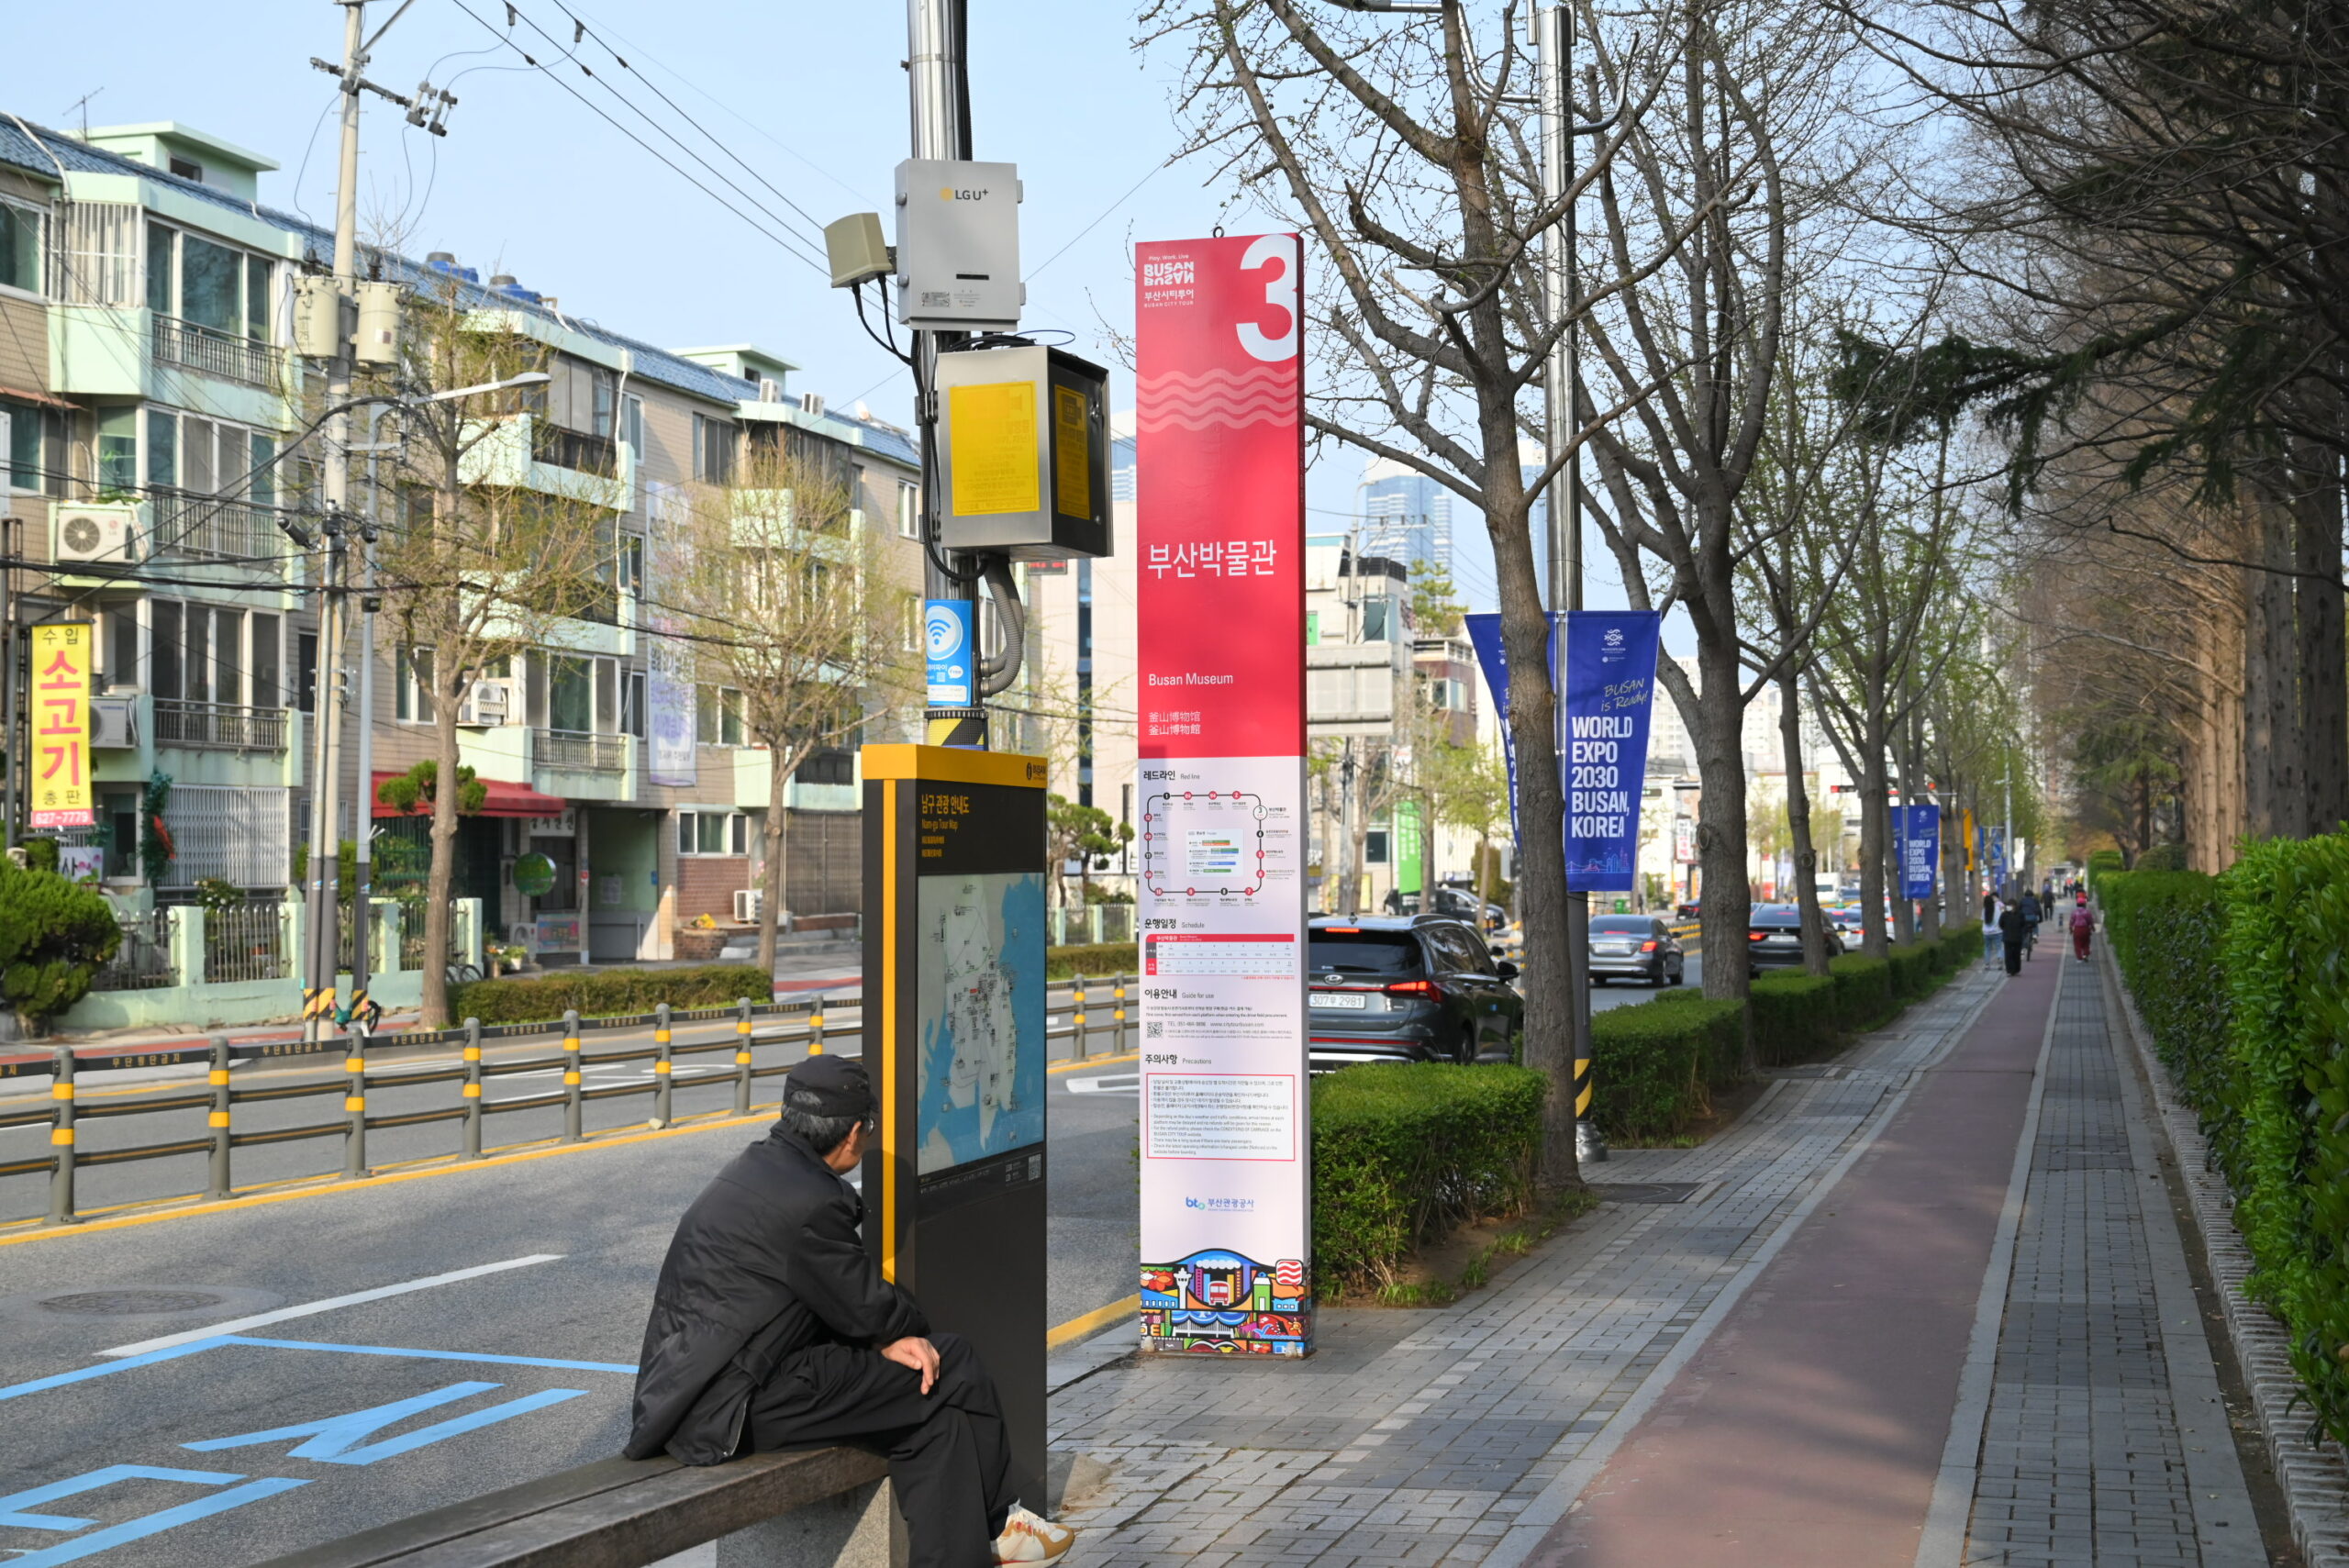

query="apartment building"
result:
[0,115,924,977]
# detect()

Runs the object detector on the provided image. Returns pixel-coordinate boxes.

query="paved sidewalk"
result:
[1048,955,2266,1567]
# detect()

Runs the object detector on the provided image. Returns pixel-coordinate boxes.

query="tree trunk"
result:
[1778,670,1830,976]
[1691,628,1753,1015]
[2246,498,2299,838]
[757,750,788,974]
[419,682,462,1028]
[1855,706,1890,960]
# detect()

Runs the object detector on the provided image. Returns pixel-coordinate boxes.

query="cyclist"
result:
[2018,888,2043,960]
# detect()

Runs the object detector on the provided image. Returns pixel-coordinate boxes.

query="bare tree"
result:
[371,279,614,1027]
[1141,0,1698,1184]
[664,436,912,973]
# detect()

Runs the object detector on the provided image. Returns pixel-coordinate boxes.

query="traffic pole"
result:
[206,1033,232,1200]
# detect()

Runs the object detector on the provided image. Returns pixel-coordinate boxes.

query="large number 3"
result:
[1234,235,1298,363]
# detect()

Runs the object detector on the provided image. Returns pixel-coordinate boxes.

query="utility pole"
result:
[1536,2,1601,1162]
[906,0,986,749]
[302,0,366,1042]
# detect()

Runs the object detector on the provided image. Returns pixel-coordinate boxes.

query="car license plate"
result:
[1596,941,1632,955]
[1766,934,1797,945]
[1314,991,1368,1009]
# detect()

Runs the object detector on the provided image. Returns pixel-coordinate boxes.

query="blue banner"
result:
[1462,612,1552,840]
[1987,831,2007,895]
[1900,804,1939,900]
[1561,611,1663,893]
[925,599,975,705]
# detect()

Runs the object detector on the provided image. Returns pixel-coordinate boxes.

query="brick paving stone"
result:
[1048,975,1998,1566]
[1959,971,2211,1566]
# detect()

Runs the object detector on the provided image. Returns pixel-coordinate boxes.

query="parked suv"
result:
[1306,916,1523,1071]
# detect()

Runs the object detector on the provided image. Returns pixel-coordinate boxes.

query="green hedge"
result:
[1045,942,1137,980]
[1749,972,1838,1065]
[1828,953,1896,1030]
[2099,837,2349,1448]
[0,862,121,1029]
[446,964,773,1025]
[1311,1062,1545,1293]
[1586,995,1744,1141]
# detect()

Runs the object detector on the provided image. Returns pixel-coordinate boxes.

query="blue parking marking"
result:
[227,1336,637,1373]
[184,1382,590,1466]
[0,1341,229,1404]
[9,1479,310,1568]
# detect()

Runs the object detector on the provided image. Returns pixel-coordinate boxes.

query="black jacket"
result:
[2020,894,2043,923]
[624,1128,928,1464]
[1998,908,2029,943]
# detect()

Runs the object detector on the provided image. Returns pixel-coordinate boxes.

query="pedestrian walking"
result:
[1982,904,2002,969]
[2070,897,2095,962]
[1982,889,1997,926]
[1998,900,2030,976]
[625,1056,1073,1566]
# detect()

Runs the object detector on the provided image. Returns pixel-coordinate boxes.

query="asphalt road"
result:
[1588,949,1704,1011]
[0,1050,1141,1568]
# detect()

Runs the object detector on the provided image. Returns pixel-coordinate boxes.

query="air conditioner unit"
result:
[53,505,139,565]
[89,697,138,749]
[758,378,785,405]
[798,392,826,417]
[732,887,763,924]
[458,678,510,728]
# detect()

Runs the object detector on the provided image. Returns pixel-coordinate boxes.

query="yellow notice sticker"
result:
[1054,385,1091,519]
[949,381,1040,517]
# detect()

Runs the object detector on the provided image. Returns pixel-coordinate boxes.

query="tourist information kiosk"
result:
[860,742,1051,1508]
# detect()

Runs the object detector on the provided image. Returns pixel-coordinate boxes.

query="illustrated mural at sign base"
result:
[1140,1250,1309,1354]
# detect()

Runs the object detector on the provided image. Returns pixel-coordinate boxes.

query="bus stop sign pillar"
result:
[861,742,1051,1512]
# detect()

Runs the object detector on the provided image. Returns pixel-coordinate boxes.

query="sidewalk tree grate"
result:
[1588,1182,1705,1204]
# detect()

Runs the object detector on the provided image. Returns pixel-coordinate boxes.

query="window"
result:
[621,393,644,457]
[168,155,205,183]
[143,408,268,496]
[96,407,137,494]
[250,614,280,708]
[1365,828,1390,864]
[1361,596,1393,642]
[547,357,617,437]
[622,670,646,738]
[693,413,736,484]
[2,398,63,494]
[296,629,317,713]
[528,651,619,732]
[146,601,261,706]
[677,809,749,856]
[151,602,182,699]
[796,750,854,787]
[696,684,745,747]
[105,606,139,690]
[396,646,436,724]
[0,197,44,295]
[145,222,273,340]
[896,481,918,539]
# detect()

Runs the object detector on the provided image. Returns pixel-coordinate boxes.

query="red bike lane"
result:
[1532,958,2058,1566]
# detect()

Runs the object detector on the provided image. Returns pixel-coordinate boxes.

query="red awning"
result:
[372,771,568,819]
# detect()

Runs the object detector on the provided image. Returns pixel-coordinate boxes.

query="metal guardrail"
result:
[1,975,1136,1227]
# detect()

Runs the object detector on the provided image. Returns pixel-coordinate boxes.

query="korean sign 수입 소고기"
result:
[29,624,95,828]
[1134,232,1313,1357]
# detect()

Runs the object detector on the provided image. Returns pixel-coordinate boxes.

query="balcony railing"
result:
[152,314,283,388]
[529,421,619,477]
[535,728,627,772]
[153,699,289,752]
[150,490,284,566]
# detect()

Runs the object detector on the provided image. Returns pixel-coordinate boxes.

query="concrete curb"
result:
[2102,946,2349,1568]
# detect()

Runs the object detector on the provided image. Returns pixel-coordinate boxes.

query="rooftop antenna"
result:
[62,88,102,138]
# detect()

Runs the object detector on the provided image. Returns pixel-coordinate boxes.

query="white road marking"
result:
[1064,1074,1141,1095]
[101,1253,565,1357]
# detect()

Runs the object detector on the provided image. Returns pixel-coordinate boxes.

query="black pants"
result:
[2004,939,2025,975]
[748,1331,1014,1568]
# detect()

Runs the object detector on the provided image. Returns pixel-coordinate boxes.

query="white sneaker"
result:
[991,1504,1074,1563]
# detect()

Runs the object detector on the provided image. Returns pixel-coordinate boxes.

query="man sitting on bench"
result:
[623,1055,1073,1566]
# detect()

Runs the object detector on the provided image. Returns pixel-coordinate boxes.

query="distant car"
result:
[1746,904,1844,974]
[1306,916,1523,1071]
[1588,914,1686,987]
[1675,900,1701,921]
[1394,885,1508,929]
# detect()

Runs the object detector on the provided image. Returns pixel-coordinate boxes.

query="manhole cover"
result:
[38,1290,226,1317]
[1591,1182,1705,1205]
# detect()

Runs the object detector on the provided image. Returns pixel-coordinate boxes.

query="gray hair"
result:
[780,1105,865,1155]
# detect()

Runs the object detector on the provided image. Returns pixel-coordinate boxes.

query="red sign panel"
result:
[1134,234,1312,1358]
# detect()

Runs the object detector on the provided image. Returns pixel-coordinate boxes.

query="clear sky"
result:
[2,0,1640,620]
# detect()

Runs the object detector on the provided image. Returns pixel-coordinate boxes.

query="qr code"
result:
[1146,1022,1163,1039]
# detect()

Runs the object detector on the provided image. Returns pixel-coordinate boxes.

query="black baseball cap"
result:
[782,1054,874,1121]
